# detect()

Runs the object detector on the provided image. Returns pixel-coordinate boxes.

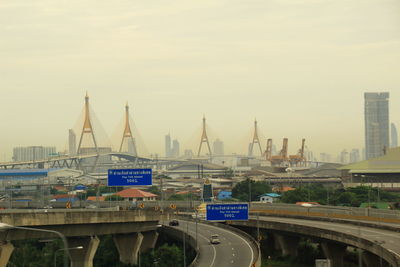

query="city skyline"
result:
[0,91,399,161]
[1,1,399,160]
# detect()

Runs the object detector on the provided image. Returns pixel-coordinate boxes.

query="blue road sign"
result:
[108,169,152,186]
[206,203,249,221]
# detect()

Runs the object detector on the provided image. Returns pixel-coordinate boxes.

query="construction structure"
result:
[288,138,306,166]
[197,116,212,156]
[249,119,263,157]
[270,138,289,166]
[264,139,272,160]
[119,103,138,156]
[267,138,307,167]
[77,93,99,155]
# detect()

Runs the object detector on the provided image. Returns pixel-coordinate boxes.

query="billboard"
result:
[206,203,249,221]
[107,169,152,186]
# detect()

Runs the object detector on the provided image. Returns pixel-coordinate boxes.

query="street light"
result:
[0,223,69,267]
[54,246,83,267]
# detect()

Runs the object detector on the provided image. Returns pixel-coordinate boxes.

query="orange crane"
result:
[264,138,272,161]
[270,138,288,166]
[289,138,306,166]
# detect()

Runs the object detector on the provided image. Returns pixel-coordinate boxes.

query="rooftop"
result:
[115,188,157,198]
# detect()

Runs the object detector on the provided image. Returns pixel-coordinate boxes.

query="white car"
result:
[210,234,220,244]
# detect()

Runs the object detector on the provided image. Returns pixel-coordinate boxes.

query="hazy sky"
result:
[1,0,399,160]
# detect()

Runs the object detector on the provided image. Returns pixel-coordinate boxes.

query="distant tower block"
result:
[119,103,138,156]
[197,116,212,156]
[77,93,99,155]
[249,119,263,156]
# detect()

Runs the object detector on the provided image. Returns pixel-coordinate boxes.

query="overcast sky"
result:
[0,0,399,160]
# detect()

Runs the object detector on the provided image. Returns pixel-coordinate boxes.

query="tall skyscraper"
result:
[364,92,389,159]
[128,138,136,154]
[184,149,193,159]
[339,149,349,164]
[165,134,171,157]
[213,139,224,156]
[349,149,360,163]
[172,139,180,157]
[391,123,398,148]
[68,129,76,156]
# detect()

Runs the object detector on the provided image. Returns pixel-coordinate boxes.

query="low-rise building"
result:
[115,188,157,201]
[259,193,280,203]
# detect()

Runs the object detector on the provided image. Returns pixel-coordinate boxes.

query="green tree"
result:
[147,186,160,195]
[232,178,271,201]
[153,244,183,267]
[335,191,358,206]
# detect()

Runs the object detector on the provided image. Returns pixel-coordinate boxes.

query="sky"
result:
[0,0,399,160]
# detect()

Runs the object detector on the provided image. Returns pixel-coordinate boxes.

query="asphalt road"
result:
[172,219,255,267]
[254,216,400,260]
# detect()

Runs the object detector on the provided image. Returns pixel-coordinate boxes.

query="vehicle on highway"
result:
[210,234,220,244]
[169,219,179,226]
[296,202,319,207]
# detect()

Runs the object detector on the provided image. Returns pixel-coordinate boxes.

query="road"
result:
[253,216,400,254]
[173,219,255,267]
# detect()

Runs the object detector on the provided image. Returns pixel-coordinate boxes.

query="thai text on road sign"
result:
[108,168,152,186]
[206,203,249,221]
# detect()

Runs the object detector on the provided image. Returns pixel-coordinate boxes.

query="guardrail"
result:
[249,202,400,225]
[3,200,400,224]
[175,215,261,267]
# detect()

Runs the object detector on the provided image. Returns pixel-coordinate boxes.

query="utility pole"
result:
[183,226,186,267]
[257,212,260,244]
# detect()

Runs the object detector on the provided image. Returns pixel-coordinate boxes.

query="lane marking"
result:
[174,221,217,267]
[198,223,255,267]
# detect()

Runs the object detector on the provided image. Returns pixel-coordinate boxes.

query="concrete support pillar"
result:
[140,231,159,253]
[321,242,346,267]
[113,232,144,265]
[362,251,389,267]
[362,251,380,267]
[272,233,299,257]
[68,236,100,267]
[0,242,14,267]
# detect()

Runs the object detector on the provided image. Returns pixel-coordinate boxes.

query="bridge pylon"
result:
[119,103,138,156]
[77,92,99,155]
[249,119,263,156]
[197,116,212,156]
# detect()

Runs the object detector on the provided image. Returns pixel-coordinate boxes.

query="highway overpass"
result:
[161,219,260,267]
[1,203,400,267]
[0,208,160,267]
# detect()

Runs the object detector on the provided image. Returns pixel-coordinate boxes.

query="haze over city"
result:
[1,0,399,160]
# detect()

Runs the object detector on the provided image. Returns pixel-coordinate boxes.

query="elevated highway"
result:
[0,208,161,267]
[163,218,260,267]
[0,152,187,171]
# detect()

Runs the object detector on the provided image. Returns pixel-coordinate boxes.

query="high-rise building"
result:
[248,143,253,156]
[349,149,360,163]
[172,139,180,157]
[364,92,389,159]
[128,138,136,154]
[68,129,76,156]
[320,153,331,162]
[165,134,171,157]
[391,123,398,148]
[271,144,277,156]
[213,139,224,156]
[184,149,193,159]
[340,149,349,164]
[13,146,57,162]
